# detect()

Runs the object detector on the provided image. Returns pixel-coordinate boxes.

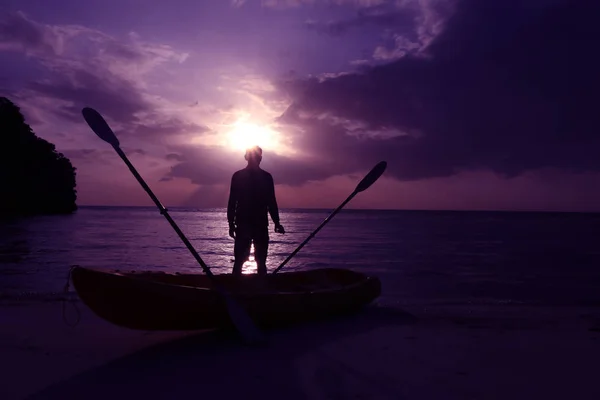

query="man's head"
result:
[244,145,262,167]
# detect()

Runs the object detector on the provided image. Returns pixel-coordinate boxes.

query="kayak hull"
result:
[71,266,381,331]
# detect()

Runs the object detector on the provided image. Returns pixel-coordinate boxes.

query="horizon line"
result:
[77,205,600,214]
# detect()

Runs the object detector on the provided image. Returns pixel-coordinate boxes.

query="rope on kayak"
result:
[62,265,81,327]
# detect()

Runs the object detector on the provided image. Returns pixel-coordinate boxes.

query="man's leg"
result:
[253,229,270,276]
[232,229,251,276]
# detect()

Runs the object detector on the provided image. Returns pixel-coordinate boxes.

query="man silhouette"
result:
[227,145,285,276]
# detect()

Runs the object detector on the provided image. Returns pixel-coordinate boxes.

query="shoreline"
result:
[75,205,600,215]
[2,302,599,399]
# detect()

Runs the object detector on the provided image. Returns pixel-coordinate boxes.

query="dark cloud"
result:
[165,152,184,161]
[130,118,210,139]
[125,148,147,155]
[103,41,150,64]
[28,73,206,144]
[183,183,230,208]
[0,11,191,149]
[260,152,335,185]
[276,0,600,181]
[164,147,241,185]
[0,11,61,55]
[272,112,437,183]
[261,0,395,9]
[162,143,334,187]
[29,69,152,124]
[304,4,415,36]
[61,148,112,160]
[62,147,144,161]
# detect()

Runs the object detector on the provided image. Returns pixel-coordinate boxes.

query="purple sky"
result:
[2,0,600,211]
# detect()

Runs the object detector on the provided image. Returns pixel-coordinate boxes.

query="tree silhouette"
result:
[0,97,77,216]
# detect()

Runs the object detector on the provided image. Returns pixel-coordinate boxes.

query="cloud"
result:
[0,11,197,147]
[61,147,146,161]
[27,69,152,124]
[304,5,415,36]
[303,0,454,62]
[7,0,599,208]
[166,153,184,162]
[1,11,309,198]
[161,135,336,186]
[261,0,387,8]
[273,0,600,182]
[161,146,241,185]
[372,33,422,60]
[61,148,105,160]
[129,117,210,141]
[0,11,68,56]
[0,11,188,75]
[261,0,316,8]
[0,10,222,203]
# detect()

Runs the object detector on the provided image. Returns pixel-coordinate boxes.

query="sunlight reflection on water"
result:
[3,207,600,307]
[242,243,257,274]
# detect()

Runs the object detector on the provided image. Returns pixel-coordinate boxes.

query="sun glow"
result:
[226,120,279,152]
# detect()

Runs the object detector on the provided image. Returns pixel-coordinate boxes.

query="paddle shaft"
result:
[113,147,265,345]
[81,107,264,344]
[272,190,357,274]
[113,146,216,278]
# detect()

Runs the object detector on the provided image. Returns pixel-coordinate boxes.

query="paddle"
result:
[81,107,265,345]
[272,161,387,274]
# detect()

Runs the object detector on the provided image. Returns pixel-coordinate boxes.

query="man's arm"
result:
[267,173,280,226]
[227,174,237,227]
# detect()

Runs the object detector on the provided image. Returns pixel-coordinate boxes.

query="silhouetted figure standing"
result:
[227,146,284,276]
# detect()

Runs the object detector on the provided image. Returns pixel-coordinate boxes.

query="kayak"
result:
[71,266,381,331]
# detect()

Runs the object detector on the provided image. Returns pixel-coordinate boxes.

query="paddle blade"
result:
[355,161,387,193]
[81,107,120,147]
[225,296,266,345]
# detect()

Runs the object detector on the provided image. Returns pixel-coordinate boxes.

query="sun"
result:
[226,121,278,152]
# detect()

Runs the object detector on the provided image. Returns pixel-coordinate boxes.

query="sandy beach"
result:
[1,300,599,400]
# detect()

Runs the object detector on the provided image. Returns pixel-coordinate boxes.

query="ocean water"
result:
[1,207,600,307]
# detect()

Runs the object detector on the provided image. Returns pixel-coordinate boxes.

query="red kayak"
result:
[71,266,381,331]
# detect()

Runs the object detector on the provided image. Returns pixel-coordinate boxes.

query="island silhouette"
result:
[0,97,77,217]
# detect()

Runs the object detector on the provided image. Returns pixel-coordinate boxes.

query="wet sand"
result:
[2,301,600,399]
